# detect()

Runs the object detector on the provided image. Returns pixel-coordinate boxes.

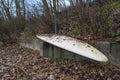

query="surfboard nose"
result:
[102,55,108,62]
[96,53,108,62]
[95,51,108,62]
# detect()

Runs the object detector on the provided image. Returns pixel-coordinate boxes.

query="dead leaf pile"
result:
[0,44,119,80]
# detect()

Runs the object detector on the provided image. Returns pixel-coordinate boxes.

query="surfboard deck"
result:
[36,34,108,62]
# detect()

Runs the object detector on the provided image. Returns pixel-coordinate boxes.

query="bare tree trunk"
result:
[76,0,79,6]
[86,0,90,17]
[22,0,26,20]
[53,0,57,13]
[53,0,58,33]
[1,0,12,20]
[79,0,83,18]
[69,0,74,7]
[42,0,52,22]
[15,0,22,18]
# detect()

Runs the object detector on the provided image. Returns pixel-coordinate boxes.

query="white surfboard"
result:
[36,34,108,62]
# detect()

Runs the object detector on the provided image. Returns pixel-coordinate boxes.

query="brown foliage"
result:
[56,1,119,41]
[0,18,25,44]
[0,44,119,79]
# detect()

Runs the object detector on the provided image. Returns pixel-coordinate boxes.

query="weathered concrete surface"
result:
[18,39,120,67]
[89,41,110,56]
[43,42,50,57]
[18,39,41,50]
[110,42,120,67]
[0,42,3,46]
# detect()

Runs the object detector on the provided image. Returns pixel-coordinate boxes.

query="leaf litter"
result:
[0,44,119,80]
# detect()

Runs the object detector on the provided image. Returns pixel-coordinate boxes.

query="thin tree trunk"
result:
[1,0,12,20]
[76,0,79,6]
[22,0,26,20]
[15,0,22,18]
[42,0,52,22]
[53,0,58,33]
[69,0,74,7]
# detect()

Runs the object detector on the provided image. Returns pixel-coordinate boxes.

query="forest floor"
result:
[0,44,119,80]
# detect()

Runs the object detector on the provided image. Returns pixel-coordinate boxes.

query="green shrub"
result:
[72,27,80,36]
[110,32,117,37]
